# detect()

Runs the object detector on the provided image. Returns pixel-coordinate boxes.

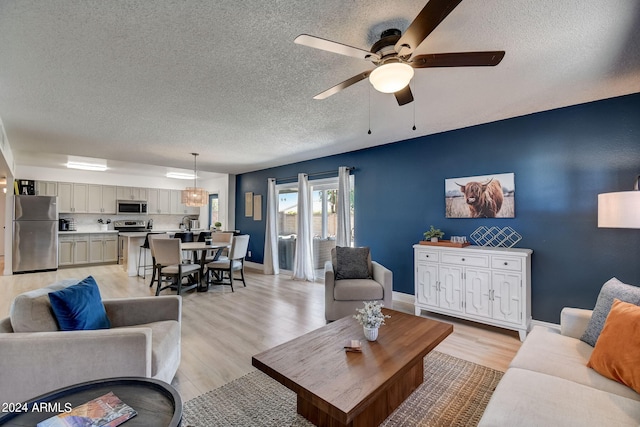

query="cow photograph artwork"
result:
[445,173,515,218]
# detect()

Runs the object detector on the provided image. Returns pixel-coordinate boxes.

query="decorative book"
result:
[37,392,137,427]
[344,339,362,353]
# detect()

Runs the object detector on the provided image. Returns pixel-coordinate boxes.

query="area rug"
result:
[182,351,503,427]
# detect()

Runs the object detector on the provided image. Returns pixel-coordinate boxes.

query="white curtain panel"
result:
[336,166,352,247]
[292,173,315,281]
[263,178,279,275]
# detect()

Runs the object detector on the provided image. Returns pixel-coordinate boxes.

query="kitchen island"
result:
[118,229,207,277]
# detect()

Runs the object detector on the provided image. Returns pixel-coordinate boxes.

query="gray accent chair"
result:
[324,257,393,322]
[0,279,182,404]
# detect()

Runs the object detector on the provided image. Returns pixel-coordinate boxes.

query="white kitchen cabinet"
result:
[57,183,88,213]
[88,185,117,214]
[170,189,199,215]
[58,233,90,266]
[36,181,57,196]
[414,244,532,341]
[148,188,172,214]
[117,186,147,201]
[89,234,118,263]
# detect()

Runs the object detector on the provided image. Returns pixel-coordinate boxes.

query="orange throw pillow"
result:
[587,299,640,393]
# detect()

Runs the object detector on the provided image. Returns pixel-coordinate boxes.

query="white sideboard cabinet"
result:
[413,244,533,341]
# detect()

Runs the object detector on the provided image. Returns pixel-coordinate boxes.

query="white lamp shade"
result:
[598,191,640,229]
[369,63,414,93]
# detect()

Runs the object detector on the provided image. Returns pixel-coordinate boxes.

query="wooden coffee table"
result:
[252,308,453,427]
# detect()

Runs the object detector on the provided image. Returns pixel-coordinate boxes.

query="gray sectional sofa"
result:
[479,307,640,426]
[0,279,181,404]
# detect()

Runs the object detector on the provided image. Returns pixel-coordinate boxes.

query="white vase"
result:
[363,326,379,342]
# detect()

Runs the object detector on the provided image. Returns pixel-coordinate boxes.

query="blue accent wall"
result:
[236,93,640,323]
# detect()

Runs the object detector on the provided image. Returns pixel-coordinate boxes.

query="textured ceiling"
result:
[0,0,639,178]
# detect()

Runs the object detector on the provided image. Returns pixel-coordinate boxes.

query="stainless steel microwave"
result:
[117,200,147,214]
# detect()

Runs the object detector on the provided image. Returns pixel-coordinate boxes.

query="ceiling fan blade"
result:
[394,85,414,106]
[395,0,463,57]
[313,71,372,100]
[295,34,380,61]
[410,51,505,68]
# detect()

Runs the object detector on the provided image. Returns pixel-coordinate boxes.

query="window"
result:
[276,175,354,272]
[208,193,219,228]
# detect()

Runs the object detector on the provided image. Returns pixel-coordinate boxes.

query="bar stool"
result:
[174,232,194,262]
[137,233,159,279]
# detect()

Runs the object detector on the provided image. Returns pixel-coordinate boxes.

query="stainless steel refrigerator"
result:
[13,195,59,273]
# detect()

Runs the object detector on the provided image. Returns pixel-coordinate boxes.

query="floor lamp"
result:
[598,175,640,229]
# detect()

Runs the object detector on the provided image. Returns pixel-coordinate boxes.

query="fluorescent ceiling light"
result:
[65,156,107,171]
[369,62,414,93]
[66,161,108,171]
[166,172,196,180]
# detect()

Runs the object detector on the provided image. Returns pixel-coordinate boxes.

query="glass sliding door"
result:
[276,186,298,271]
[276,175,354,274]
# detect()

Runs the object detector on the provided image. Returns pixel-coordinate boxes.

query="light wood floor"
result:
[0,264,522,401]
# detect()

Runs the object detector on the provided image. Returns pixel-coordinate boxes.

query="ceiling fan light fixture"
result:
[369,62,414,93]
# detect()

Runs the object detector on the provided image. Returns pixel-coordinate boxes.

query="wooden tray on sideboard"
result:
[419,240,471,248]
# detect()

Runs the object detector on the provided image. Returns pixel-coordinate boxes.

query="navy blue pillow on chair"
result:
[48,276,111,331]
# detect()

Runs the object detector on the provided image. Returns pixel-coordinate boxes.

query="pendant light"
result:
[181,153,208,207]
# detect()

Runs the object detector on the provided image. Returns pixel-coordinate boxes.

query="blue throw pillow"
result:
[48,276,111,331]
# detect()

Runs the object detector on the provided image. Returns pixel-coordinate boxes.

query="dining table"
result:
[180,241,230,291]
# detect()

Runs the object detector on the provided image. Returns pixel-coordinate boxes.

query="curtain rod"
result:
[275,166,354,184]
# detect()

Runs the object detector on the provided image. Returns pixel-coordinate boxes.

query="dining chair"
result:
[204,234,250,292]
[174,232,194,262]
[193,232,212,264]
[207,232,234,263]
[147,233,173,289]
[152,238,200,296]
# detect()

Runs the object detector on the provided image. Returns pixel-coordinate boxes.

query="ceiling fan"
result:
[294,0,505,106]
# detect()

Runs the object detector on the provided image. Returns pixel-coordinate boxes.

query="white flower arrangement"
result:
[354,301,391,329]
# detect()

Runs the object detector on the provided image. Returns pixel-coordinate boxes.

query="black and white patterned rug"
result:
[182,351,503,426]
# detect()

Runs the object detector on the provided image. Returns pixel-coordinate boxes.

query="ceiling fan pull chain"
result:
[368,85,372,135]
[412,82,417,131]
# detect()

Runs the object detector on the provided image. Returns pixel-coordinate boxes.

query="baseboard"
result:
[392,291,560,331]
[245,261,264,272]
[393,291,414,305]
[244,267,561,330]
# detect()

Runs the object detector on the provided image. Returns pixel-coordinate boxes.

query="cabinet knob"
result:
[504,262,508,266]
[461,258,465,261]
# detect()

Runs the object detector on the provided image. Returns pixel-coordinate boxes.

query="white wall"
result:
[197,174,235,230]
[0,118,15,273]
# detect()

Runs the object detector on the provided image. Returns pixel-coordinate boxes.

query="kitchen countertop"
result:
[58,230,119,234]
[58,229,210,237]
[118,229,208,238]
